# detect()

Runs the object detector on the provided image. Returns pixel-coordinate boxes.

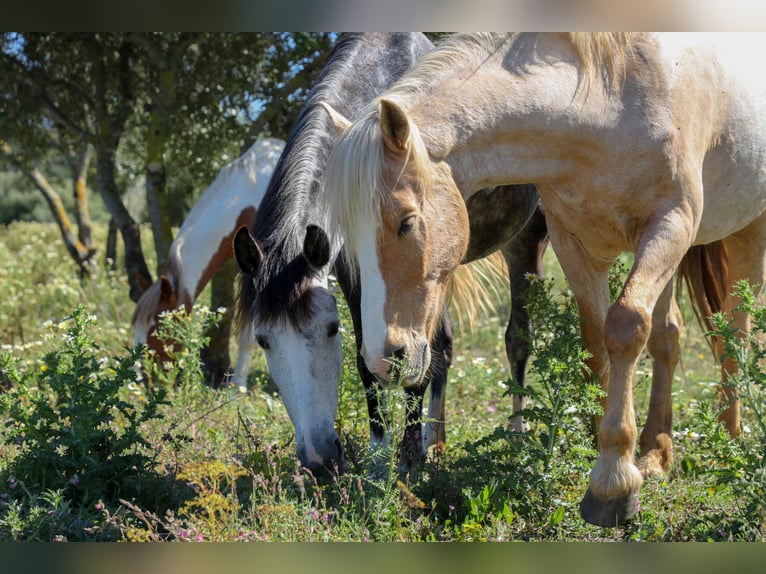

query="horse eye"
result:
[256,336,270,350]
[397,215,415,237]
[327,321,340,338]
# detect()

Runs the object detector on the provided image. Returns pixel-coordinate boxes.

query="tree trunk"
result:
[202,257,236,388]
[94,144,152,302]
[31,166,95,273]
[144,61,179,275]
[145,158,173,274]
[73,143,94,250]
[1,141,95,274]
[106,218,118,270]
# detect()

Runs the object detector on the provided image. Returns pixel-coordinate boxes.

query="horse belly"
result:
[464,184,539,262]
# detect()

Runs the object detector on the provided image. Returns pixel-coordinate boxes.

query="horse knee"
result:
[605,301,651,358]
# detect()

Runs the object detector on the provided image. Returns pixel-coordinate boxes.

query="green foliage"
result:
[0,307,167,539]
[0,221,135,351]
[453,273,602,536]
[680,280,766,539]
[141,305,225,390]
[2,222,766,541]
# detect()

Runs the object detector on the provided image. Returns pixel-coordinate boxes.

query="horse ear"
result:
[319,101,351,136]
[303,224,331,271]
[159,275,175,303]
[379,98,409,152]
[233,226,263,275]
[134,270,153,294]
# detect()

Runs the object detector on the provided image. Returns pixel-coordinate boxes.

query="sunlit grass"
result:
[0,222,762,541]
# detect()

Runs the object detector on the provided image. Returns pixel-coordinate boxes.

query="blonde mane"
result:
[383,33,639,100]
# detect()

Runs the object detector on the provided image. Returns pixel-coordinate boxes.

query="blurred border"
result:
[3,540,766,574]
[3,0,766,30]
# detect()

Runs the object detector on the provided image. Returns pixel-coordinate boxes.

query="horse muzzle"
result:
[298,431,345,483]
[363,338,431,388]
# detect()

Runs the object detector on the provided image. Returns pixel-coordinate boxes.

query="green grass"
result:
[0,221,763,541]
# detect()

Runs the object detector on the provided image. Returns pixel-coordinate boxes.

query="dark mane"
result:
[235,33,434,332]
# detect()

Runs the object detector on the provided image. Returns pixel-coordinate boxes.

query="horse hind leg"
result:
[636,279,680,477]
[502,206,549,433]
[715,226,766,436]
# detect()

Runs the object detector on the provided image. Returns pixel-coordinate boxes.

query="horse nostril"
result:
[392,345,407,363]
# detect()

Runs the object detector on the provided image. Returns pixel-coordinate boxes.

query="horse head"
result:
[234,224,345,480]
[324,98,469,388]
[131,273,181,365]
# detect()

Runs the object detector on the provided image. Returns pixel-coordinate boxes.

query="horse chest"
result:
[538,184,640,256]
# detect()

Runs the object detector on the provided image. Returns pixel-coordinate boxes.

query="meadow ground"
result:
[0,221,763,542]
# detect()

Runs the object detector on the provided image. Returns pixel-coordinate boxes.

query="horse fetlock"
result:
[638,430,673,472]
[717,403,741,438]
[589,451,643,500]
[423,420,445,452]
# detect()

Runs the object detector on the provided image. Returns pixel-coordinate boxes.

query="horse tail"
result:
[675,241,729,352]
[447,251,508,332]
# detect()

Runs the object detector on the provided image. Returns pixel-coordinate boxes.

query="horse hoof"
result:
[579,487,639,527]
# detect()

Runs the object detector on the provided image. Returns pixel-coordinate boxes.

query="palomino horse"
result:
[323,33,766,526]
[233,32,548,479]
[131,137,285,390]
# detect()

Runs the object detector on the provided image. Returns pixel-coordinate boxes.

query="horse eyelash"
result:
[397,217,415,237]
[256,336,270,350]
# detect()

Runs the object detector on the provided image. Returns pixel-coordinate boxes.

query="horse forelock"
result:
[236,250,317,332]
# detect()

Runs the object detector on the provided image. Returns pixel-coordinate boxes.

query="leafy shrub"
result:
[0,307,167,527]
[141,305,225,391]
[680,280,766,540]
[455,273,602,535]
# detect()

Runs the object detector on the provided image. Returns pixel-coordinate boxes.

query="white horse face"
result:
[234,225,345,478]
[253,286,344,477]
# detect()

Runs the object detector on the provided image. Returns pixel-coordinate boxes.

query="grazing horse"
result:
[131,137,285,390]
[323,33,766,526]
[233,32,548,479]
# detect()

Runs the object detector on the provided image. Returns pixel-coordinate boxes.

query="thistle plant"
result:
[0,307,167,513]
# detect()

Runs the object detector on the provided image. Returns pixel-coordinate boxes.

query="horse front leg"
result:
[335,259,392,473]
[637,279,680,477]
[230,323,255,393]
[422,305,453,458]
[579,214,693,527]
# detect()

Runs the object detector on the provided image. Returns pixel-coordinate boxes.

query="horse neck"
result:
[405,34,616,195]
[255,33,434,272]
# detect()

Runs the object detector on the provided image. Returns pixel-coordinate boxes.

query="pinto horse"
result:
[323,33,766,526]
[131,137,284,390]
[233,32,548,479]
